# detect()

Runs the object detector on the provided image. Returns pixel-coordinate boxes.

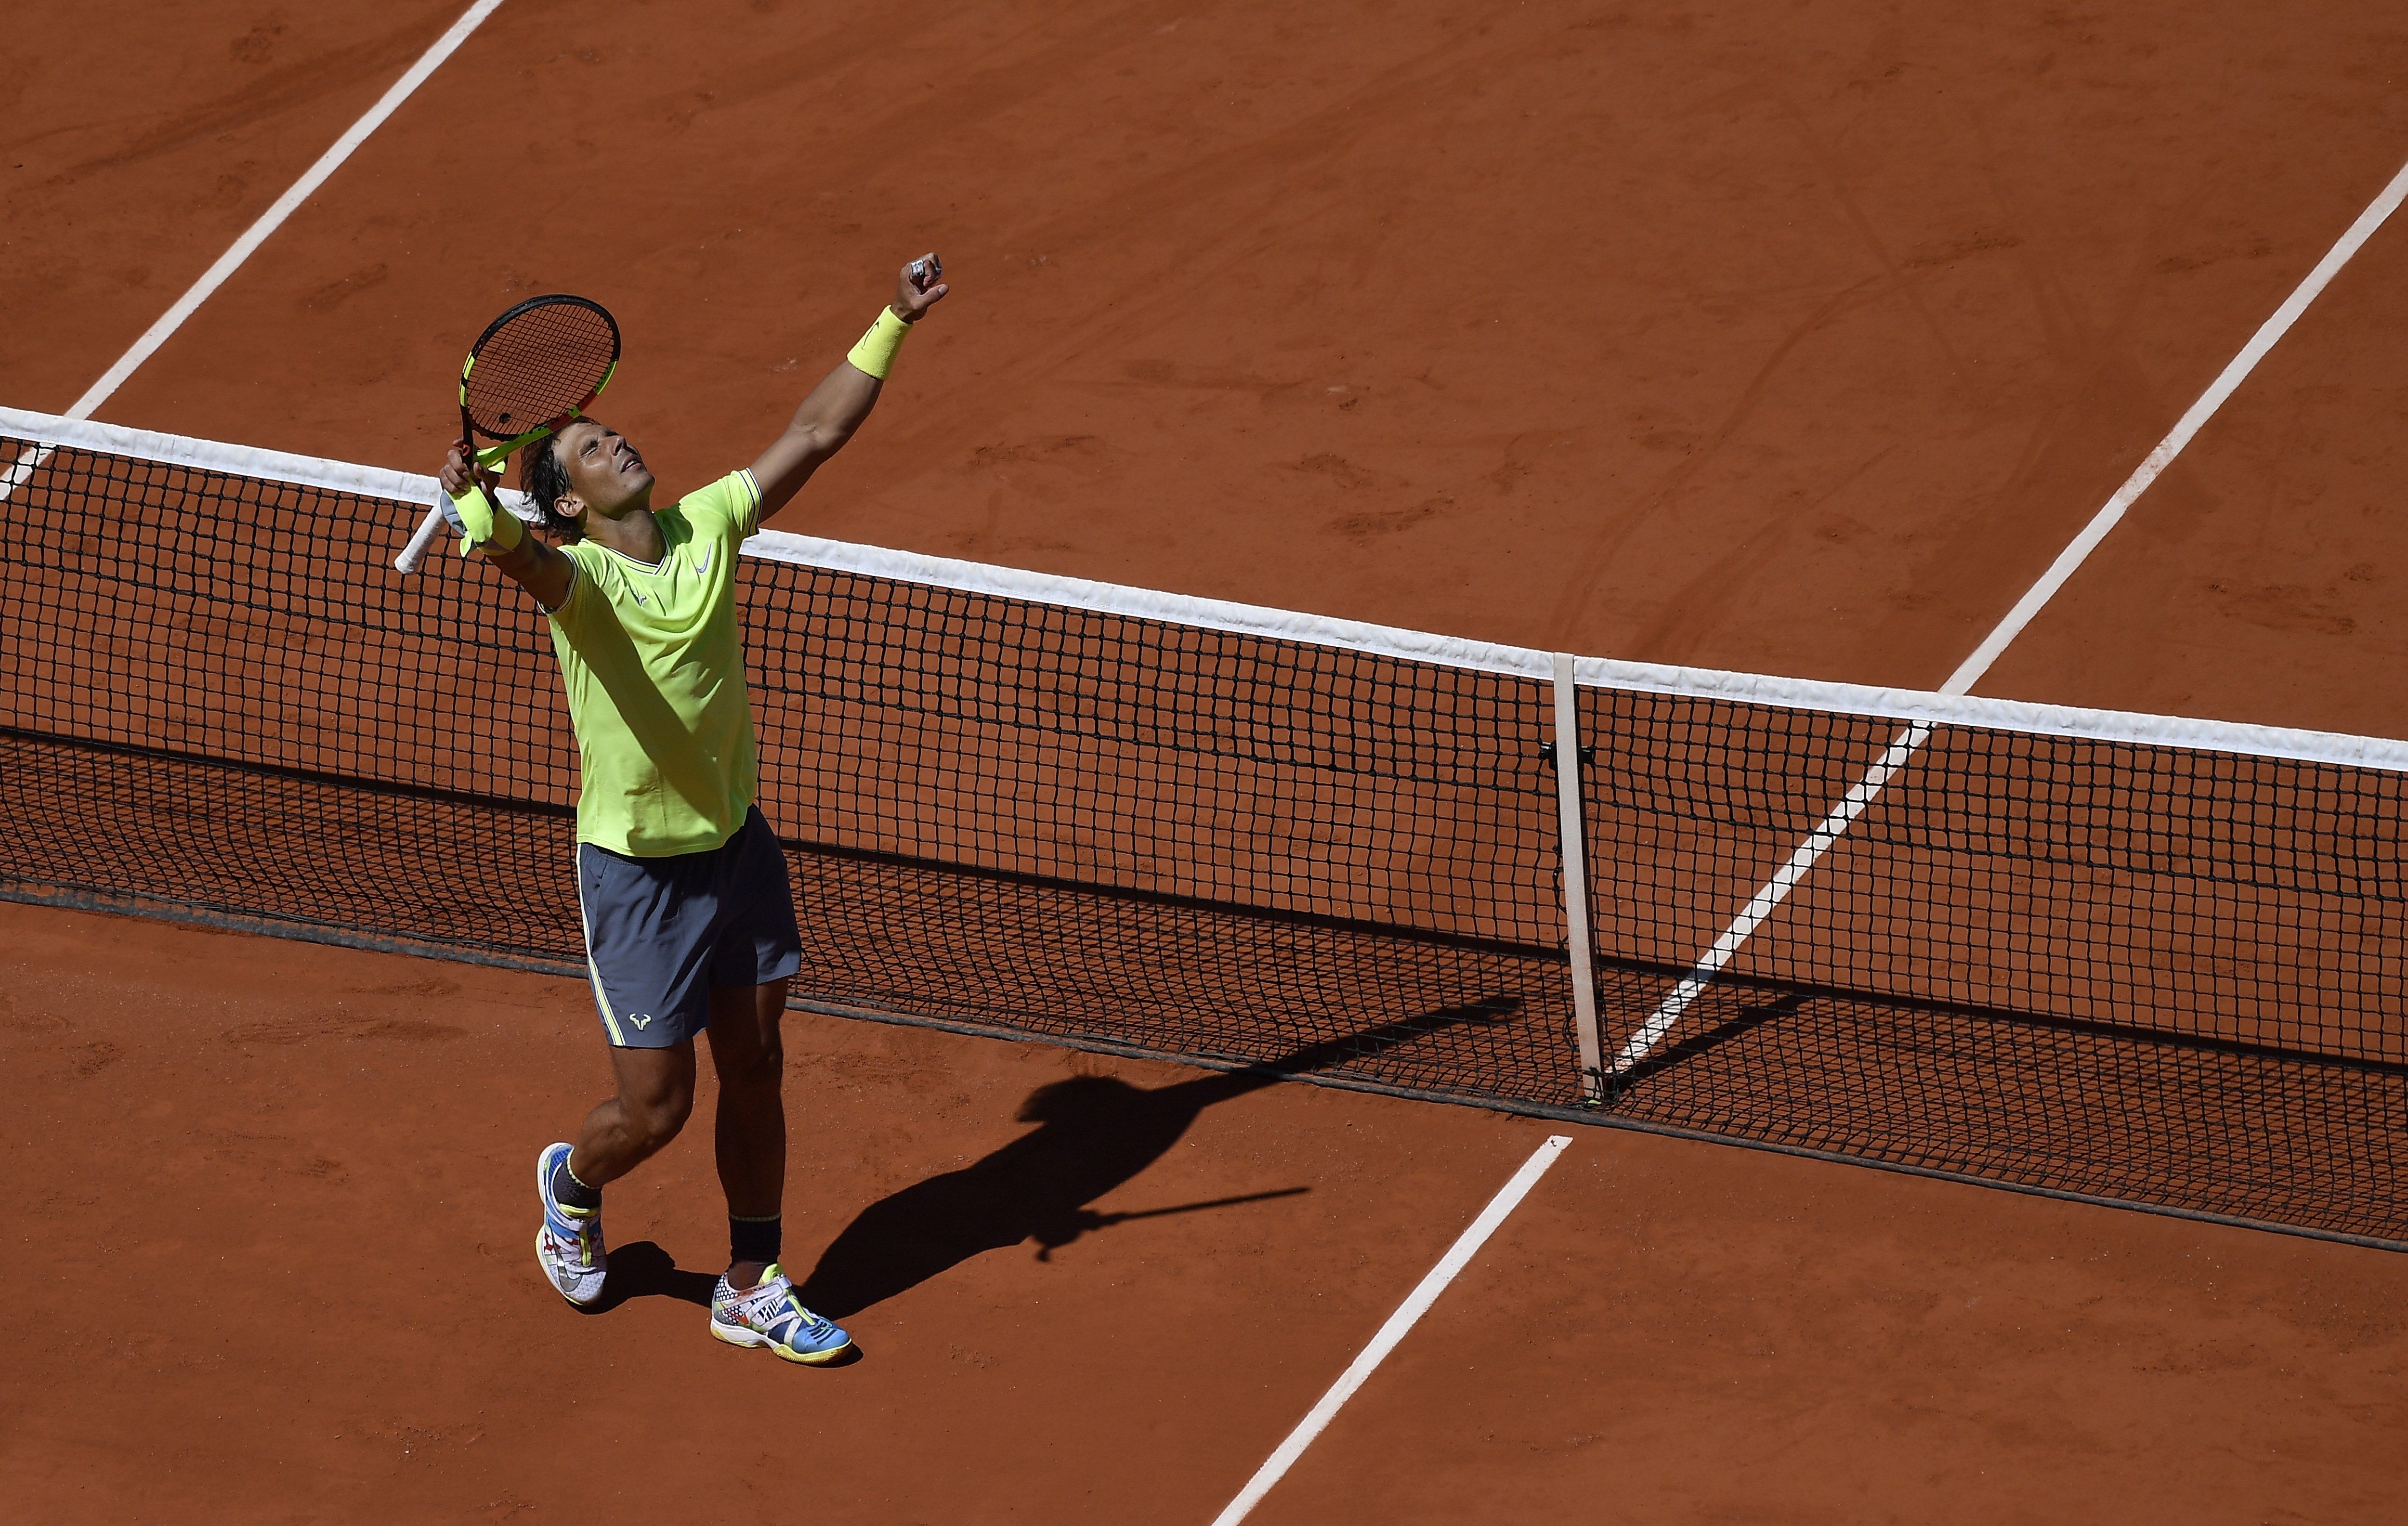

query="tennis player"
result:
[436,256,948,1363]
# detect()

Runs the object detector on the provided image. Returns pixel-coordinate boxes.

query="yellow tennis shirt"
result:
[545,469,764,858]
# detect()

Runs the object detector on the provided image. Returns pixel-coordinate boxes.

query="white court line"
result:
[1610,152,2408,1076]
[58,0,509,424]
[1208,1135,1573,1526]
[1610,723,1931,1071]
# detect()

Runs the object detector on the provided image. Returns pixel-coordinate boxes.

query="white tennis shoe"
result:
[710,1263,852,1364]
[535,1141,608,1306]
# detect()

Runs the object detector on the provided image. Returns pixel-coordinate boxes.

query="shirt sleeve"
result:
[679,469,765,543]
[544,545,593,624]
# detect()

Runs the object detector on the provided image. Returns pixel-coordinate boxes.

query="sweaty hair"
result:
[519,436,582,541]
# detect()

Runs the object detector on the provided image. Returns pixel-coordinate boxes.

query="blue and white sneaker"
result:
[535,1141,607,1306]
[710,1263,852,1364]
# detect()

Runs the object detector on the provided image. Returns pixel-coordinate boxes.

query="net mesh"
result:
[3,416,2403,1245]
[1581,693,2408,1234]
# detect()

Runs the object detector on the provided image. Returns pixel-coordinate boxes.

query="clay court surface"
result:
[7,0,2408,1520]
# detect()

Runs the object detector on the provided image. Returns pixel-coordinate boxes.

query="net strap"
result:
[7,403,2406,770]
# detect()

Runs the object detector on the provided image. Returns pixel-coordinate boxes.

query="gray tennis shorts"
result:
[574,805,802,1049]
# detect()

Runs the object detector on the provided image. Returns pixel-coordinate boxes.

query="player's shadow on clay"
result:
[578,1240,715,1314]
[791,996,1520,1319]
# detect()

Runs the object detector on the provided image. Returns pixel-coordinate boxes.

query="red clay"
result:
[1976,173,2408,737]
[6,900,2404,1523]
[2,1,468,411]
[9,0,2408,1519]
[0,902,1549,1522]
[25,1,2408,689]
[1254,1129,2408,1526]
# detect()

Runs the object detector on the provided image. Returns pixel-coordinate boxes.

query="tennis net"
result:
[4,406,2403,1249]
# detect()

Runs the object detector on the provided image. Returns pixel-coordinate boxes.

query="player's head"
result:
[523,419,655,538]
[1014,1073,1135,1124]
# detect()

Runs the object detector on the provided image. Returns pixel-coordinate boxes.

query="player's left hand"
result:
[438,437,516,553]
[891,252,948,323]
[439,438,503,505]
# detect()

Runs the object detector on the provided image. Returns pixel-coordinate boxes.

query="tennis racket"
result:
[394,294,621,572]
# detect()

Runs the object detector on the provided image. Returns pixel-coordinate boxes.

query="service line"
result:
[1208,1135,1573,1526]
[1612,151,2408,1073]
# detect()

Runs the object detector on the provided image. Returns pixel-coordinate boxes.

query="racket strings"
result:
[463,299,619,440]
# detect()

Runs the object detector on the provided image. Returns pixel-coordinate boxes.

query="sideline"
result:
[60,0,510,422]
[1208,1135,1573,1526]
[1611,153,2408,1074]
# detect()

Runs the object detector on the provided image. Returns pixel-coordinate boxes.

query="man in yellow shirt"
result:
[437,256,948,1363]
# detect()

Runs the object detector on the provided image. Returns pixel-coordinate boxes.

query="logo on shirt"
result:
[632,591,650,607]
[693,546,713,575]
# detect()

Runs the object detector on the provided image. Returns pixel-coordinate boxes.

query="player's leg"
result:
[570,1041,700,1185]
[537,838,718,1306]
[537,1039,702,1307]
[564,834,720,1179]
[697,807,849,1362]
[705,977,787,1290]
[699,804,806,1284]
[701,979,847,1364]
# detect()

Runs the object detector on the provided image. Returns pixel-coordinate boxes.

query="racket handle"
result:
[407,405,481,573]
[395,500,449,573]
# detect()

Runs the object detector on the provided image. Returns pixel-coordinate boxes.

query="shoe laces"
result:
[726,1272,824,1333]
[545,1210,602,1262]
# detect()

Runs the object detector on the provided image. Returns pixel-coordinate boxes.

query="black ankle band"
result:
[730,1213,782,1265]
[552,1156,602,1211]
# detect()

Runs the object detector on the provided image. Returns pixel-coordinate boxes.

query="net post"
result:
[1551,653,1605,1105]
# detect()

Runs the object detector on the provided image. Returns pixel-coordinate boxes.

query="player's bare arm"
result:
[434,255,944,603]
[750,254,950,522]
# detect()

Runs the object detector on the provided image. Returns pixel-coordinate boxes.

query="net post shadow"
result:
[791,995,1522,1318]
[1598,981,1809,1094]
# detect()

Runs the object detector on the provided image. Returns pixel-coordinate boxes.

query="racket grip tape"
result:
[395,501,449,573]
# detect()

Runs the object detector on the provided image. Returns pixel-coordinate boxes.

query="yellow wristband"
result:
[846,306,912,380]
[448,483,525,557]
[486,498,525,554]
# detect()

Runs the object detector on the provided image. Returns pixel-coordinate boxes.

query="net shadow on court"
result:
[5,414,2405,1253]
[11,736,2401,1245]
[1593,968,2408,1237]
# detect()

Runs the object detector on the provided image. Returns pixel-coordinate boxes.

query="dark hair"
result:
[520,436,582,541]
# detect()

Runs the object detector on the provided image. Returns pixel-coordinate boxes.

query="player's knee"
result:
[724,1035,784,1088]
[628,1087,694,1149]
